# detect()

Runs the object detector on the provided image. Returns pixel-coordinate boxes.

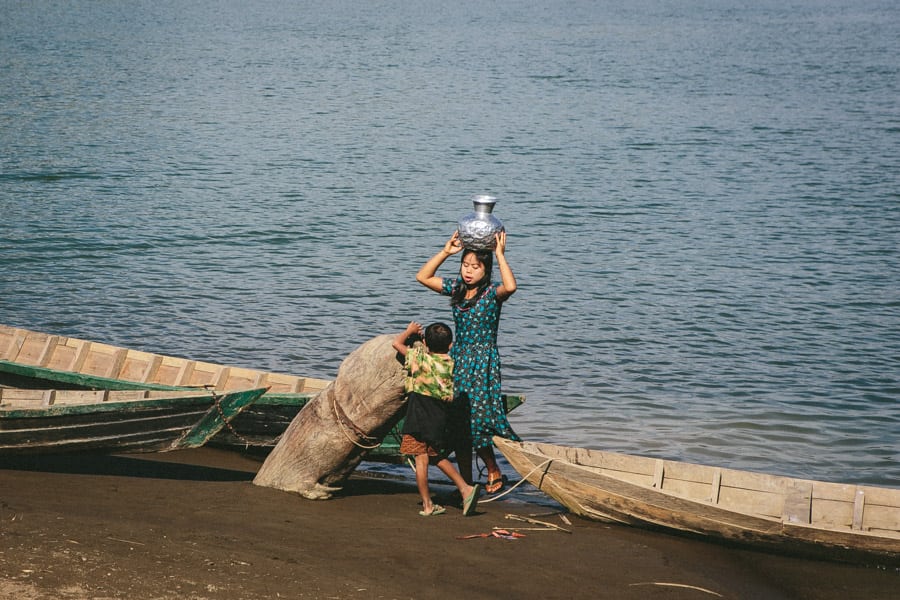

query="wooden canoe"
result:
[0,387,267,454]
[494,437,900,566]
[0,325,524,461]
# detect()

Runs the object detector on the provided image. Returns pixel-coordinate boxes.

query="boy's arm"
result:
[391,321,423,357]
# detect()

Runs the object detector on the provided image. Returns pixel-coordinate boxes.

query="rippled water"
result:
[2,0,898,487]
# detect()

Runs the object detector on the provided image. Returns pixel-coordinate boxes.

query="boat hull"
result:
[495,437,900,566]
[0,325,523,461]
[0,388,267,454]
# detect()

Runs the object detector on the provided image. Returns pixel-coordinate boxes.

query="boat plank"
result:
[863,505,900,535]
[0,326,17,359]
[709,468,722,504]
[220,367,259,390]
[140,355,163,383]
[652,459,664,488]
[106,349,128,379]
[45,337,77,371]
[10,331,50,365]
[79,343,120,378]
[37,336,59,367]
[185,363,219,387]
[69,340,92,372]
[782,482,812,525]
[119,350,156,381]
[214,367,231,389]
[153,357,187,386]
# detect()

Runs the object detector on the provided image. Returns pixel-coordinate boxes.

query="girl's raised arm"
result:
[494,231,517,301]
[416,231,463,292]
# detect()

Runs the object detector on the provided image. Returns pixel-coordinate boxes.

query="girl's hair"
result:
[450,249,493,307]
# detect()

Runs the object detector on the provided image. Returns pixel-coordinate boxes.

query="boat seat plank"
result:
[1,328,27,361]
[782,482,812,525]
[37,336,60,367]
[176,361,196,386]
[41,390,56,406]
[106,349,128,379]
[652,459,664,489]
[140,355,163,383]
[710,468,722,504]
[9,331,49,364]
[853,489,866,531]
[214,367,231,389]
[69,341,93,372]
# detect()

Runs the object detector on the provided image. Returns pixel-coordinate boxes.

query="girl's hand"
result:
[443,231,464,255]
[494,231,507,257]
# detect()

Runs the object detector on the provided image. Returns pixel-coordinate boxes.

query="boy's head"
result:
[423,322,452,354]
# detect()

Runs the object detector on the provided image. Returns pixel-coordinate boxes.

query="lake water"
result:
[2,0,898,488]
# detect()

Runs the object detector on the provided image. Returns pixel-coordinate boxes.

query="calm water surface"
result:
[1,0,898,488]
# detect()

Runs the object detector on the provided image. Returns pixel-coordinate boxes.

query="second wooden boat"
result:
[0,387,267,454]
[0,325,524,461]
[494,437,900,566]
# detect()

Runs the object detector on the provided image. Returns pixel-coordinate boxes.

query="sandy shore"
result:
[1,448,896,600]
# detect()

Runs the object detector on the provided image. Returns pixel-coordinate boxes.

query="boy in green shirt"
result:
[393,321,481,516]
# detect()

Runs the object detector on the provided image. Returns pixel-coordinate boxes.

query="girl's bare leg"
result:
[477,446,504,492]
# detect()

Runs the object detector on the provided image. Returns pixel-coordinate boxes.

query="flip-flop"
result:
[462,484,481,516]
[419,504,446,517]
[486,474,506,494]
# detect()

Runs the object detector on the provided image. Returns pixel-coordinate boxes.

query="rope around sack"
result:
[332,393,383,449]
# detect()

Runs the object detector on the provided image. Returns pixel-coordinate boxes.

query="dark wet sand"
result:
[1,448,896,600]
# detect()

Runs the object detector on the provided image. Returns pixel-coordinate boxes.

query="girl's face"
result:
[460,252,486,286]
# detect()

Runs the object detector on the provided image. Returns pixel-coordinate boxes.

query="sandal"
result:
[419,504,446,517]
[486,474,506,494]
[462,484,481,516]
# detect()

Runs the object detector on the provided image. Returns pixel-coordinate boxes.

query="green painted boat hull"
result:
[0,360,524,462]
[0,387,266,454]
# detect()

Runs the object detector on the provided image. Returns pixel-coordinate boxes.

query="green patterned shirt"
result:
[404,346,454,402]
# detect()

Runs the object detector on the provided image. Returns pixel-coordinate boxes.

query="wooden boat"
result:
[0,387,267,454]
[494,437,900,566]
[0,325,524,461]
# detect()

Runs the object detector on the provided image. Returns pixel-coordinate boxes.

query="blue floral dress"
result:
[441,278,520,450]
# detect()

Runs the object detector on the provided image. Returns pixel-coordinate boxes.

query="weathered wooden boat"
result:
[0,325,524,461]
[494,437,900,566]
[0,387,267,454]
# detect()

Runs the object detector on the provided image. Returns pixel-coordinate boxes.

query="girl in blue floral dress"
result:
[416,230,520,493]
